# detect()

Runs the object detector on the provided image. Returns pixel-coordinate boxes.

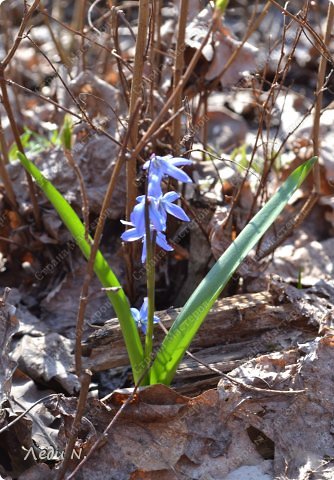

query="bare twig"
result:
[268,0,333,63]
[74,100,142,376]
[39,2,70,68]
[6,79,122,148]
[208,1,271,94]
[0,0,42,226]
[0,130,17,208]
[312,0,334,194]
[0,0,40,69]
[172,0,188,152]
[55,371,92,480]
[186,350,305,395]
[131,19,214,159]
[158,322,305,395]
[127,0,150,218]
[88,0,104,35]
[66,362,151,479]
[0,394,60,435]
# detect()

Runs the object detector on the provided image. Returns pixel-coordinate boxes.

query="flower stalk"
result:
[144,200,156,382]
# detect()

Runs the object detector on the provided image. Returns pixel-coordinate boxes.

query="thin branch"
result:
[131,19,214,159]
[171,0,188,152]
[312,0,334,193]
[55,371,92,480]
[0,394,60,435]
[127,0,150,218]
[74,100,142,376]
[0,0,42,226]
[66,361,151,479]
[0,0,41,69]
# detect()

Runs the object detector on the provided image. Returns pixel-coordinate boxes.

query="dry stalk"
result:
[0,151,16,209]
[268,0,333,62]
[172,0,189,153]
[55,370,92,480]
[217,1,274,232]
[208,1,271,95]
[39,2,70,68]
[256,2,334,259]
[127,0,150,218]
[131,20,214,159]
[0,0,42,226]
[312,0,334,193]
[66,358,152,480]
[37,7,134,75]
[74,100,142,376]
[260,1,334,264]
[250,13,305,221]
[111,8,131,106]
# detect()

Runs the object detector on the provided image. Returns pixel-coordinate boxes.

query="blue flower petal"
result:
[121,228,143,242]
[161,161,192,183]
[131,202,146,235]
[120,220,134,226]
[168,157,193,167]
[156,231,173,252]
[141,236,147,263]
[149,200,165,232]
[162,191,180,203]
[140,297,148,319]
[131,296,159,334]
[143,160,150,170]
[164,202,190,222]
[148,173,163,197]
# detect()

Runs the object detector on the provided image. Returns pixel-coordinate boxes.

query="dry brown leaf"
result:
[11,332,79,394]
[185,6,258,88]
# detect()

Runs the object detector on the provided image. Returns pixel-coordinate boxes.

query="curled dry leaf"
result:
[185,6,258,89]
[11,332,79,394]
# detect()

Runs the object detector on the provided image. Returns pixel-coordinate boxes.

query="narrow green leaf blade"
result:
[151,157,317,385]
[17,152,144,382]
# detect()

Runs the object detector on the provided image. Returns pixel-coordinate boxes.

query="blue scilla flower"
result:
[130,195,165,234]
[121,195,173,263]
[137,191,190,230]
[143,154,193,197]
[121,221,173,263]
[131,297,160,334]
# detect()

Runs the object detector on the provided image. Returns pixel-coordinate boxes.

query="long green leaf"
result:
[150,157,317,385]
[17,152,145,382]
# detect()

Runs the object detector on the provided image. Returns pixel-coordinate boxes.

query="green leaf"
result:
[150,157,317,385]
[17,152,145,383]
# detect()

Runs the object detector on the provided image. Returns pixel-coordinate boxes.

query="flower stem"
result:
[144,198,156,384]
